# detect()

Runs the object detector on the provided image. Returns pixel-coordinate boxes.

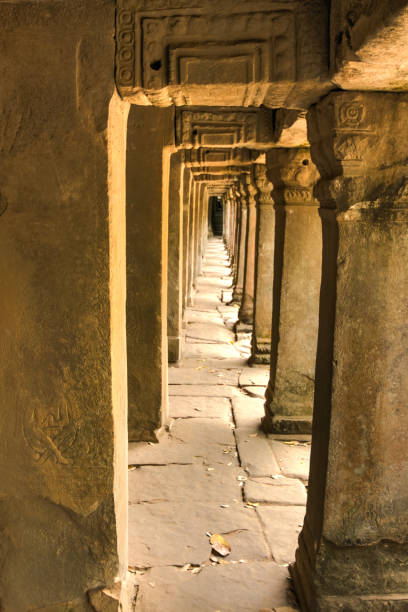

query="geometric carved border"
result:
[116,2,296,106]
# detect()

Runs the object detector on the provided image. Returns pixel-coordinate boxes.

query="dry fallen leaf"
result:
[209,533,231,557]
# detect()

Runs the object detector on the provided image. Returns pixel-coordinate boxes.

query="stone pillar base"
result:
[186,288,196,307]
[291,530,408,612]
[168,336,182,363]
[230,288,243,304]
[235,320,252,334]
[249,338,271,365]
[262,412,313,435]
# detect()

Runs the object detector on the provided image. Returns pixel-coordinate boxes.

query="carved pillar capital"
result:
[308,91,408,214]
[244,172,258,208]
[266,147,320,207]
[252,163,273,207]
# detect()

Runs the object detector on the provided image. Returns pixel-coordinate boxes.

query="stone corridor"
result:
[128,237,310,611]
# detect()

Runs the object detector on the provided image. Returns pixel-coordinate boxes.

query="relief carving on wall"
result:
[332,98,375,172]
[23,401,77,465]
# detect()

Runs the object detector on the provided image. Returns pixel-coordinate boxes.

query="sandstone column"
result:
[186,181,197,306]
[196,183,207,278]
[0,3,129,607]
[250,164,275,364]
[182,164,192,312]
[223,195,230,248]
[262,148,321,433]
[127,106,174,441]
[232,186,248,304]
[293,92,408,611]
[238,176,257,327]
[193,183,204,287]
[167,150,184,363]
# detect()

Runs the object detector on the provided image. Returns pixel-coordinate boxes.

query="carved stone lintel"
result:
[116,0,329,108]
[176,108,274,149]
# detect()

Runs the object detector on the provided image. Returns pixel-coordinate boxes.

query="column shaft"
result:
[127,106,174,441]
[182,166,192,313]
[238,177,257,327]
[263,148,321,433]
[293,91,408,611]
[250,164,274,364]
[232,196,248,304]
[167,150,183,363]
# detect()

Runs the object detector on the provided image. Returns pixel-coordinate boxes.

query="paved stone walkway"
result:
[128,237,310,611]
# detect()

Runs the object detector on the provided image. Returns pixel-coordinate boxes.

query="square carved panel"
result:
[116,1,298,106]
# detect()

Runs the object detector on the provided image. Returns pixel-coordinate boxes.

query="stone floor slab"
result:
[243,385,267,399]
[235,428,280,477]
[181,357,246,370]
[129,438,198,466]
[244,476,307,506]
[134,562,296,612]
[268,440,311,481]
[183,341,242,360]
[169,384,239,397]
[129,502,270,567]
[129,418,239,467]
[256,506,305,565]
[239,367,270,387]
[169,367,239,386]
[169,395,232,420]
[129,463,244,504]
[185,321,234,344]
[185,309,224,325]
[232,396,265,431]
